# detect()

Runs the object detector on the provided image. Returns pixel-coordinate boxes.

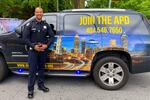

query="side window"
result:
[96,14,149,35]
[64,14,96,35]
[44,15,57,34]
[120,14,149,35]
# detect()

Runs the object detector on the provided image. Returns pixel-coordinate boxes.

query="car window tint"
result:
[44,15,57,30]
[96,13,149,35]
[64,14,96,35]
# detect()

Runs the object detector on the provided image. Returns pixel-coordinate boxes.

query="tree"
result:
[86,0,108,8]
[0,0,77,19]
[115,0,150,19]
[86,0,150,19]
[0,0,55,19]
[138,0,150,19]
[1,0,148,19]
[0,0,23,18]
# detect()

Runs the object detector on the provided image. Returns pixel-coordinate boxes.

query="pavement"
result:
[0,72,150,100]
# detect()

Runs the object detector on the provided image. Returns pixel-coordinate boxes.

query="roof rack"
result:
[63,8,134,12]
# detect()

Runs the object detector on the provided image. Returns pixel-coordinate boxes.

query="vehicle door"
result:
[55,13,100,72]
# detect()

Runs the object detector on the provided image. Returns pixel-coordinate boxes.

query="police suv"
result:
[0,9,150,90]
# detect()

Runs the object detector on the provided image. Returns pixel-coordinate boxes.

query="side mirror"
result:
[15,26,24,38]
[15,26,22,34]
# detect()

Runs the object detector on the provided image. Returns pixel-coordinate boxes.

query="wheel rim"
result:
[99,62,124,87]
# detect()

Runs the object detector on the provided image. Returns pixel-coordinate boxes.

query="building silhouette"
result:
[81,38,86,54]
[74,34,79,53]
[56,36,62,55]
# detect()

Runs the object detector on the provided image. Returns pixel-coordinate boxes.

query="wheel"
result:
[93,56,129,90]
[0,56,8,82]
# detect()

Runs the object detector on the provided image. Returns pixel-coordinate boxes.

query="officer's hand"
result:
[41,44,48,50]
[34,45,44,52]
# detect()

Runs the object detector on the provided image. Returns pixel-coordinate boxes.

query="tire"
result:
[0,56,8,82]
[93,56,129,90]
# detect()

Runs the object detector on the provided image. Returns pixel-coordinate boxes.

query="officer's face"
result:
[34,7,43,21]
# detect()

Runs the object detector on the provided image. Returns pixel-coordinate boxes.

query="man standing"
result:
[23,7,54,99]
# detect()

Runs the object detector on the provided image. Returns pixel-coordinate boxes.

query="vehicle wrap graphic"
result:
[7,14,150,73]
[45,15,132,71]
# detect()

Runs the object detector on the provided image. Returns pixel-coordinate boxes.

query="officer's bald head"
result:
[34,7,43,21]
[35,7,43,13]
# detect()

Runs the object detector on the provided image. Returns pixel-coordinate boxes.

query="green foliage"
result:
[0,0,23,18]
[0,0,149,19]
[0,0,75,19]
[86,0,108,8]
[87,0,150,19]
[114,0,150,19]
[136,0,150,19]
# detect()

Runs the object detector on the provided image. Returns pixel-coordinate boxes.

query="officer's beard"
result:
[36,17,42,22]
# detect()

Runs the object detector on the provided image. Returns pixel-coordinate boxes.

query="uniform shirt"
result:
[23,19,54,49]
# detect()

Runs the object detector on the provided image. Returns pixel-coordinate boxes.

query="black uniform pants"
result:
[28,50,47,91]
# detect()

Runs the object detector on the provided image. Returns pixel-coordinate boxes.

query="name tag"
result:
[31,28,36,31]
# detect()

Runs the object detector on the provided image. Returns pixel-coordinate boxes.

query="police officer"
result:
[23,7,54,99]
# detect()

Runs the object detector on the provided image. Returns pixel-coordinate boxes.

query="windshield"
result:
[0,18,24,34]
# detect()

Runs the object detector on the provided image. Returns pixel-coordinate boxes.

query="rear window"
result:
[95,13,149,35]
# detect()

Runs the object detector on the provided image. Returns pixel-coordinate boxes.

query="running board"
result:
[12,71,90,77]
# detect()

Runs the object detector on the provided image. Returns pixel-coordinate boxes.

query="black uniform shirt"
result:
[23,19,54,49]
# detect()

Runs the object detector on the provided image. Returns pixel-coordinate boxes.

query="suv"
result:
[0,9,150,90]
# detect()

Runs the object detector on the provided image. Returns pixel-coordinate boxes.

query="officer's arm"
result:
[23,23,35,48]
[46,24,55,46]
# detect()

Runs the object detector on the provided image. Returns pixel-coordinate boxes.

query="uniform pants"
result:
[28,50,47,91]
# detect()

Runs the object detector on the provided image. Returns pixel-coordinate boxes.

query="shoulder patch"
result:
[26,23,30,26]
